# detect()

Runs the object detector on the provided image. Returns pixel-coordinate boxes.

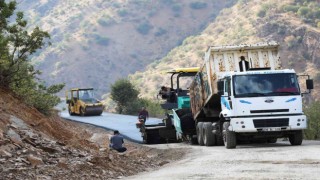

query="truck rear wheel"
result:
[289,130,303,145]
[223,122,236,149]
[203,122,215,146]
[187,135,198,145]
[196,122,204,146]
[267,138,277,143]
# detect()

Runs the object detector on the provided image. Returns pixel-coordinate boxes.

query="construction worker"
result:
[109,130,127,153]
[239,56,249,72]
[138,107,149,123]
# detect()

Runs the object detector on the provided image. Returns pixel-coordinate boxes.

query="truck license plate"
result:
[262,127,281,131]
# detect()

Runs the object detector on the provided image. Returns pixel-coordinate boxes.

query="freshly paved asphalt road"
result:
[60,111,163,143]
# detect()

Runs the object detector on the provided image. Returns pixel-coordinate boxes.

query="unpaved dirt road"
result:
[127,140,320,180]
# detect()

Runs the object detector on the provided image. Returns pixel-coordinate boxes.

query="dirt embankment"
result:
[0,89,186,179]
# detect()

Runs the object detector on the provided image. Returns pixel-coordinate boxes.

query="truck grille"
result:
[250,109,289,113]
[253,118,289,128]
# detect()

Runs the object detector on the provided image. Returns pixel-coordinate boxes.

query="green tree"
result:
[0,1,64,114]
[110,79,139,114]
[304,101,320,140]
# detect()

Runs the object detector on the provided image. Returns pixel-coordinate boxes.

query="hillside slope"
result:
[18,0,237,96]
[0,89,183,179]
[129,0,319,102]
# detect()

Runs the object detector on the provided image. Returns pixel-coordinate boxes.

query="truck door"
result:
[221,78,232,111]
[225,78,233,111]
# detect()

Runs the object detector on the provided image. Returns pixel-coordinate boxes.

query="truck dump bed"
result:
[190,42,280,120]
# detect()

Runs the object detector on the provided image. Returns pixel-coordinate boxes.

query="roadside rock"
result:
[0,129,3,139]
[57,158,69,169]
[10,116,29,129]
[27,154,44,167]
[90,133,109,148]
[0,149,12,157]
[7,128,23,146]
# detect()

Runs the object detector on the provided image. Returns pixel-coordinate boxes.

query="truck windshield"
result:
[233,73,300,97]
[79,90,94,100]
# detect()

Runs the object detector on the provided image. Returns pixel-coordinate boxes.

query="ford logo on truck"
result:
[265,99,274,103]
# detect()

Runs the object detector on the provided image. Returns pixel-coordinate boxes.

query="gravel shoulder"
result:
[127,140,320,180]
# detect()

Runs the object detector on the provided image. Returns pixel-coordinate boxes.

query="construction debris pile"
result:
[0,89,184,179]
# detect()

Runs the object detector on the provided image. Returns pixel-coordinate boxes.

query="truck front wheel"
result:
[80,107,86,116]
[68,105,75,116]
[222,122,236,149]
[196,122,204,146]
[289,130,303,145]
[203,122,215,146]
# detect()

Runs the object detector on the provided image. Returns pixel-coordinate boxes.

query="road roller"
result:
[66,88,104,116]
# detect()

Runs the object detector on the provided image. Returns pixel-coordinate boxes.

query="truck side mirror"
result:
[66,99,71,104]
[217,81,224,96]
[306,79,314,90]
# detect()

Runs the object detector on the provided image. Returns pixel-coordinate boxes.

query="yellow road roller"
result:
[66,88,104,116]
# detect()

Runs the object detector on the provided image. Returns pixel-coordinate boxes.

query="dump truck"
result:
[66,88,104,116]
[136,68,199,144]
[187,42,313,148]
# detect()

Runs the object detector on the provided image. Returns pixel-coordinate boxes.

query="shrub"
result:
[161,0,173,5]
[97,16,115,27]
[302,50,311,60]
[154,28,167,36]
[315,73,320,82]
[117,9,128,17]
[304,101,320,140]
[285,35,299,49]
[297,6,311,17]
[172,3,182,12]
[136,22,153,35]
[136,98,165,118]
[283,5,300,13]
[189,2,207,10]
[257,9,267,17]
[91,34,110,46]
[96,36,110,46]
[314,9,320,19]
[112,2,121,8]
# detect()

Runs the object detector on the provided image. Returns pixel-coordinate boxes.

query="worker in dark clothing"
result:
[138,107,149,123]
[159,86,171,99]
[109,130,127,152]
[239,56,249,72]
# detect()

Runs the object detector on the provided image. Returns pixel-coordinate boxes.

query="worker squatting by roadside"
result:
[109,130,127,152]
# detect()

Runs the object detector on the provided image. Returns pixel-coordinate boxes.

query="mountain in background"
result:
[129,0,320,104]
[17,0,237,97]
[16,0,319,105]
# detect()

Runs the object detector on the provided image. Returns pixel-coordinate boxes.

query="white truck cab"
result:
[219,69,308,133]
